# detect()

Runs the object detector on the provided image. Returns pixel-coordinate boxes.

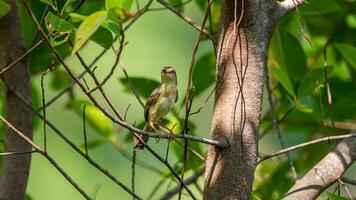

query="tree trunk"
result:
[204,0,277,199]
[0,1,33,199]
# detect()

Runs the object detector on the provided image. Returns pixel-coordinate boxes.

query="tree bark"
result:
[204,0,278,199]
[283,138,356,200]
[0,1,34,199]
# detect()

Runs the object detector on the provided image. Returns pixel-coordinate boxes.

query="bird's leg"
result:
[152,125,162,143]
[158,122,176,141]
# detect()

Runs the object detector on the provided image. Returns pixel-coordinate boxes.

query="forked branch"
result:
[283,138,356,200]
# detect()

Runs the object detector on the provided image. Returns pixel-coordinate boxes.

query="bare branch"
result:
[156,0,214,42]
[0,116,93,200]
[265,67,297,179]
[283,138,356,200]
[22,3,200,198]
[259,132,356,163]
[2,78,143,199]
[277,0,308,16]
[341,177,356,186]
[0,151,37,156]
[269,0,309,25]
[160,169,204,200]
[0,39,44,76]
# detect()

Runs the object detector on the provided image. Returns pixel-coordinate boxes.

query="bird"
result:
[134,66,178,150]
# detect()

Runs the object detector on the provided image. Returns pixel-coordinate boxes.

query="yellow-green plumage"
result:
[134,66,178,150]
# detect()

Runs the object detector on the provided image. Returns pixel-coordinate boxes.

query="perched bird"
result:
[134,66,178,150]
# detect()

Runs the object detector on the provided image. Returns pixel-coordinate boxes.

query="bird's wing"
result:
[144,84,161,122]
[175,88,178,103]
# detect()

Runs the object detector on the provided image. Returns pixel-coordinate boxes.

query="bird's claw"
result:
[168,133,175,141]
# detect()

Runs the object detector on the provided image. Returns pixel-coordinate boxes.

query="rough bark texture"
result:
[283,138,356,200]
[0,1,33,199]
[204,0,277,199]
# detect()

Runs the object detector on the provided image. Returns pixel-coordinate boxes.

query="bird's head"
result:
[161,66,177,85]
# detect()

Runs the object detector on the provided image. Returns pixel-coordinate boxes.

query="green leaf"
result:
[69,100,113,138]
[271,66,296,99]
[346,14,356,29]
[105,0,133,10]
[297,66,333,98]
[50,69,72,90]
[49,34,70,47]
[296,103,313,113]
[29,43,71,74]
[70,12,121,36]
[0,0,11,18]
[72,11,108,54]
[254,159,294,200]
[45,12,76,33]
[194,0,220,32]
[107,7,128,23]
[119,77,160,99]
[335,43,356,70]
[193,52,216,96]
[167,114,203,172]
[271,27,307,82]
[60,0,73,15]
[90,27,113,49]
[25,194,33,200]
[39,0,58,11]
[168,0,183,12]
[333,90,356,120]
[326,192,349,200]
[69,12,87,22]
[300,0,341,16]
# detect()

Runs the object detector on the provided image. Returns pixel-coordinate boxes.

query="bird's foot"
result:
[168,133,175,141]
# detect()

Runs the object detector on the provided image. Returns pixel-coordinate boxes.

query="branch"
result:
[341,177,356,186]
[2,78,143,199]
[269,0,308,25]
[259,132,356,163]
[156,0,214,42]
[160,169,204,200]
[277,0,308,15]
[22,2,200,198]
[0,116,93,200]
[283,138,356,200]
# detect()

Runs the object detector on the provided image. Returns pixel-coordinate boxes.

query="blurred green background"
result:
[0,0,355,199]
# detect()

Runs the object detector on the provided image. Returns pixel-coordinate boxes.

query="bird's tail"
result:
[134,124,150,150]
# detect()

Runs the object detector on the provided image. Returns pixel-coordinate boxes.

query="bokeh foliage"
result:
[0,0,355,199]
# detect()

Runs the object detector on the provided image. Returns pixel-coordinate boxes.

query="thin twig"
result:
[37,0,152,112]
[147,178,167,200]
[160,169,204,200]
[0,116,93,200]
[156,0,214,42]
[337,178,353,200]
[0,150,37,156]
[41,65,54,152]
[265,68,297,179]
[88,31,125,93]
[341,177,356,186]
[132,149,136,200]
[179,1,213,198]
[258,132,356,163]
[3,76,143,199]
[0,39,44,76]
[24,3,198,198]
[119,62,144,107]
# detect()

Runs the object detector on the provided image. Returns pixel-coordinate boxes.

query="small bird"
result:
[134,66,178,150]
